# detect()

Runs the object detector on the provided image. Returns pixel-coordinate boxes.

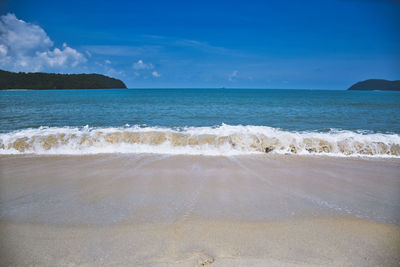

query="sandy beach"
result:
[0,154,399,266]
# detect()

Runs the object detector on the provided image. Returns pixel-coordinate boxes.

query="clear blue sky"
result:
[0,0,399,89]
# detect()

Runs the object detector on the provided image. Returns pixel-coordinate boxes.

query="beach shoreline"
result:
[1,154,399,265]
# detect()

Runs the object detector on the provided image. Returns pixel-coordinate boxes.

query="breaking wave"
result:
[0,124,399,157]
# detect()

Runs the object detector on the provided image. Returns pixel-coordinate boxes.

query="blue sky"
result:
[0,0,399,89]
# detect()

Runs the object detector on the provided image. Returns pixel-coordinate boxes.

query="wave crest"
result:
[1,125,399,156]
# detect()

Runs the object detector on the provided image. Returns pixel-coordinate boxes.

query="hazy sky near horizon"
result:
[0,0,399,89]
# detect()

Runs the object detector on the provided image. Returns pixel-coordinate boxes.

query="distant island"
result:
[348,79,400,91]
[0,69,127,90]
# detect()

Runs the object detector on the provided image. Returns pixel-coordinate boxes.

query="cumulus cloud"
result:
[133,59,154,70]
[36,43,86,68]
[229,70,238,81]
[0,13,86,72]
[152,71,160,77]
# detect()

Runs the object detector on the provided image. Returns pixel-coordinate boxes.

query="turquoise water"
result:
[1,89,399,156]
[1,89,399,133]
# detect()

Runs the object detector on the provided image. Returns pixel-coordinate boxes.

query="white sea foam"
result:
[0,124,399,157]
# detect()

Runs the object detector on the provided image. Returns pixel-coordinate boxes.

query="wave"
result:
[0,124,399,157]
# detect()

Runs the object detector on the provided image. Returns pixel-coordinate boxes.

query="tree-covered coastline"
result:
[348,79,400,91]
[0,69,127,89]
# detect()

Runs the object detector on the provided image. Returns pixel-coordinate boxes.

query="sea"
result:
[1,89,399,157]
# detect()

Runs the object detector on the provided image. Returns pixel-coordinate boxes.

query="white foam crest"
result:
[0,124,399,157]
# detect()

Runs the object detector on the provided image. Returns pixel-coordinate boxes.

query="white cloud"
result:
[0,13,52,54]
[106,68,124,77]
[132,59,159,78]
[0,44,7,56]
[105,59,111,64]
[36,43,86,68]
[0,13,86,72]
[133,59,154,70]
[229,70,238,81]
[152,71,160,77]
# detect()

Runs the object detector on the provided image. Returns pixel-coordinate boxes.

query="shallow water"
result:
[1,89,399,156]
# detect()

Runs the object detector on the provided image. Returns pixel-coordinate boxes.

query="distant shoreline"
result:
[0,88,124,90]
[0,69,127,90]
[348,79,400,91]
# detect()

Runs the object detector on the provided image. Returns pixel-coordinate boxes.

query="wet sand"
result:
[1,154,400,266]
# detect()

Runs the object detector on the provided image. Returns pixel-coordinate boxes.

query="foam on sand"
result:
[1,124,399,156]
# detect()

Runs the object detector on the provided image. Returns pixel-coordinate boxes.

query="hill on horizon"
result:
[348,79,400,91]
[0,69,127,89]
